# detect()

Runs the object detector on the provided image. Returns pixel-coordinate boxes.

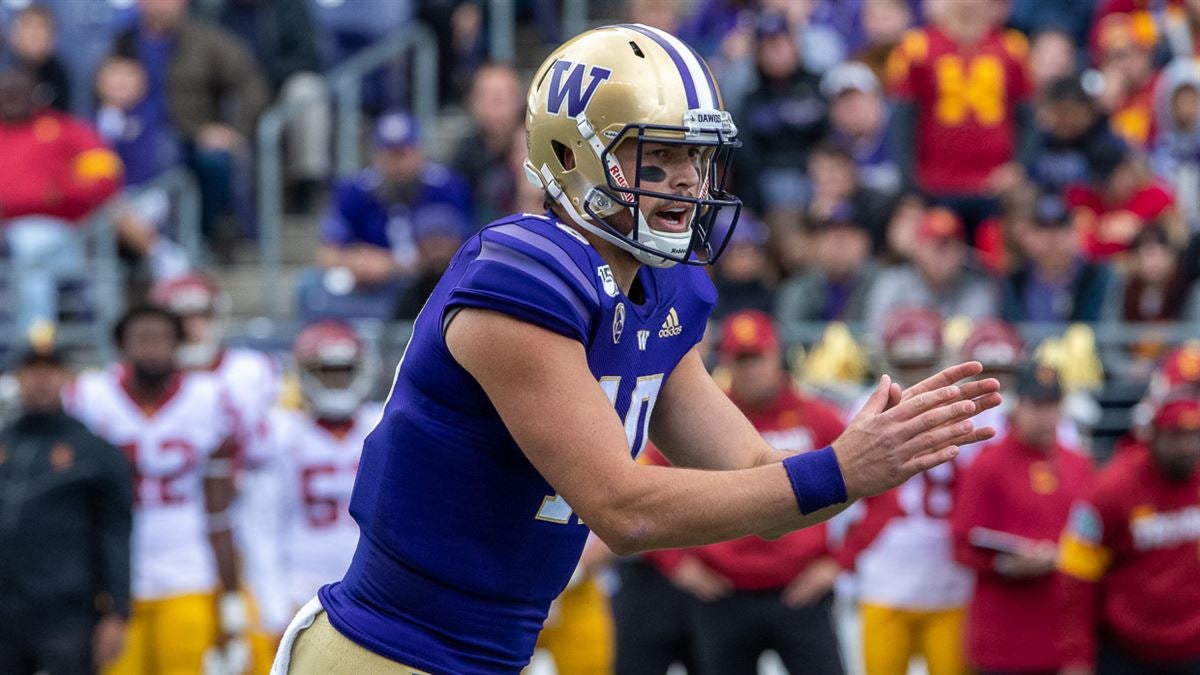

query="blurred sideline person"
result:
[273,24,998,674]
[951,363,1093,675]
[64,306,248,675]
[838,306,975,675]
[245,322,381,644]
[0,343,132,675]
[642,310,847,674]
[1058,390,1200,675]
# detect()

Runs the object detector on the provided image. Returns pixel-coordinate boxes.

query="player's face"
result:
[121,316,178,384]
[611,140,703,235]
[1151,427,1200,482]
[310,364,355,390]
[181,312,213,345]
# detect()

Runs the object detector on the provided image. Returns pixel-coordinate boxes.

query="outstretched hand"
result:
[833,361,1001,501]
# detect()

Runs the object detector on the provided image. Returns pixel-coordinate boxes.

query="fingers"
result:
[887,384,968,425]
[900,445,959,476]
[899,411,976,457]
[899,361,984,401]
[941,425,997,449]
[885,381,903,411]
[855,374,892,419]
[958,377,1001,402]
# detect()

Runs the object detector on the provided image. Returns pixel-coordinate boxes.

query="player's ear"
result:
[556,141,576,171]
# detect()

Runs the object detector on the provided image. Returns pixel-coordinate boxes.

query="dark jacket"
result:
[113,18,270,140]
[0,411,132,627]
[1001,261,1111,323]
[217,0,322,91]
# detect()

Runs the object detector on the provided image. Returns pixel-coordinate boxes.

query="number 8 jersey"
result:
[319,212,716,673]
[64,366,231,600]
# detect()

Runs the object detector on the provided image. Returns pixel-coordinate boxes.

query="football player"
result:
[152,273,282,674]
[64,305,248,675]
[838,306,976,675]
[150,273,281,468]
[247,321,382,637]
[272,24,1000,674]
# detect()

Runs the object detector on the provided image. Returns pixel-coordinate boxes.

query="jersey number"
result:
[919,460,958,519]
[120,439,198,506]
[301,464,354,528]
[535,374,664,524]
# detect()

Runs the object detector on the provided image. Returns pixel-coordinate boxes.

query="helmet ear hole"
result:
[553,141,575,171]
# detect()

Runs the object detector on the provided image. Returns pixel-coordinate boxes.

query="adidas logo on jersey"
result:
[658,307,683,338]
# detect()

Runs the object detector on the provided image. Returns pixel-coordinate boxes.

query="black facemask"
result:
[132,362,174,389]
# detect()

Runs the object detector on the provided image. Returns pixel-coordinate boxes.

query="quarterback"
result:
[272,24,1001,674]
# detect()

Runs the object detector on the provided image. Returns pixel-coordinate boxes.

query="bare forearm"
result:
[208,528,240,592]
[204,470,239,592]
[594,460,843,553]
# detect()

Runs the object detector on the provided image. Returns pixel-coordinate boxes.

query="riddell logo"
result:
[658,307,683,338]
[608,163,630,189]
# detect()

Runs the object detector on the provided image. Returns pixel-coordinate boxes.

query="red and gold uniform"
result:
[951,433,1092,672]
[887,25,1032,195]
[1058,400,1200,669]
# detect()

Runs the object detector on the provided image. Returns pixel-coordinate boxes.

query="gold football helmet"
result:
[524,24,742,267]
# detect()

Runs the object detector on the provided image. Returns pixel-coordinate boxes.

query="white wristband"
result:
[218,592,248,635]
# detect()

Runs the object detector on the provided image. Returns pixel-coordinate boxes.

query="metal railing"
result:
[332,22,439,177]
[487,0,591,63]
[256,21,439,318]
[1,168,201,360]
[146,167,203,263]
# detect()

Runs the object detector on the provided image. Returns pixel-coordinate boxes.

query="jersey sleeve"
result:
[886,29,927,100]
[446,223,601,344]
[1056,489,1114,668]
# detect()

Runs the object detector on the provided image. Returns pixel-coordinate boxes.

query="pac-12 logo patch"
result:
[597,265,618,297]
[613,302,626,344]
[547,61,612,117]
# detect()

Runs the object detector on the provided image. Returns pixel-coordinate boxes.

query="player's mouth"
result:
[651,205,691,233]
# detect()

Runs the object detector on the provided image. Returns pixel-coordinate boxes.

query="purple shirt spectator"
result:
[321,112,472,270]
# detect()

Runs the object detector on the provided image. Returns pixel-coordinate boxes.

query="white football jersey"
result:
[64,366,231,599]
[243,403,382,631]
[853,446,979,610]
[210,347,281,467]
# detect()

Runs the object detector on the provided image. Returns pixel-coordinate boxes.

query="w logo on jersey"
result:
[547,60,612,117]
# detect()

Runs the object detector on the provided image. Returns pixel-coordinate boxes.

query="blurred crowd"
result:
[3,0,1200,675]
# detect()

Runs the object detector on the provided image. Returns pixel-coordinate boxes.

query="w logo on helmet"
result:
[546,61,612,117]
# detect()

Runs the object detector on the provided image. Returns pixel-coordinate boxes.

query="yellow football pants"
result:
[860,603,967,675]
[536,577,614,675]
[104,593,218,675]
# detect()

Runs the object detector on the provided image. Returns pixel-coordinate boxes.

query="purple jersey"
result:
[318,212,716,673]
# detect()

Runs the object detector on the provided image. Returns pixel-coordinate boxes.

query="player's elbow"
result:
[589,512,656,556]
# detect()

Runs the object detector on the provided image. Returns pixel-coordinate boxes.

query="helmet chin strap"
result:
[524,154,691,269]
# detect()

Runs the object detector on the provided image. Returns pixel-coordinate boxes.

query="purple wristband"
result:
[782,446,849,515]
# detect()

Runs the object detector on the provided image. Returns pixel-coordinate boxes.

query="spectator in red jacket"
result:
[1066,137,1180,261]
[1058,391,1200,675]
[951,363,1093,675]
[0,68,122,336]
[641,310,847,675]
